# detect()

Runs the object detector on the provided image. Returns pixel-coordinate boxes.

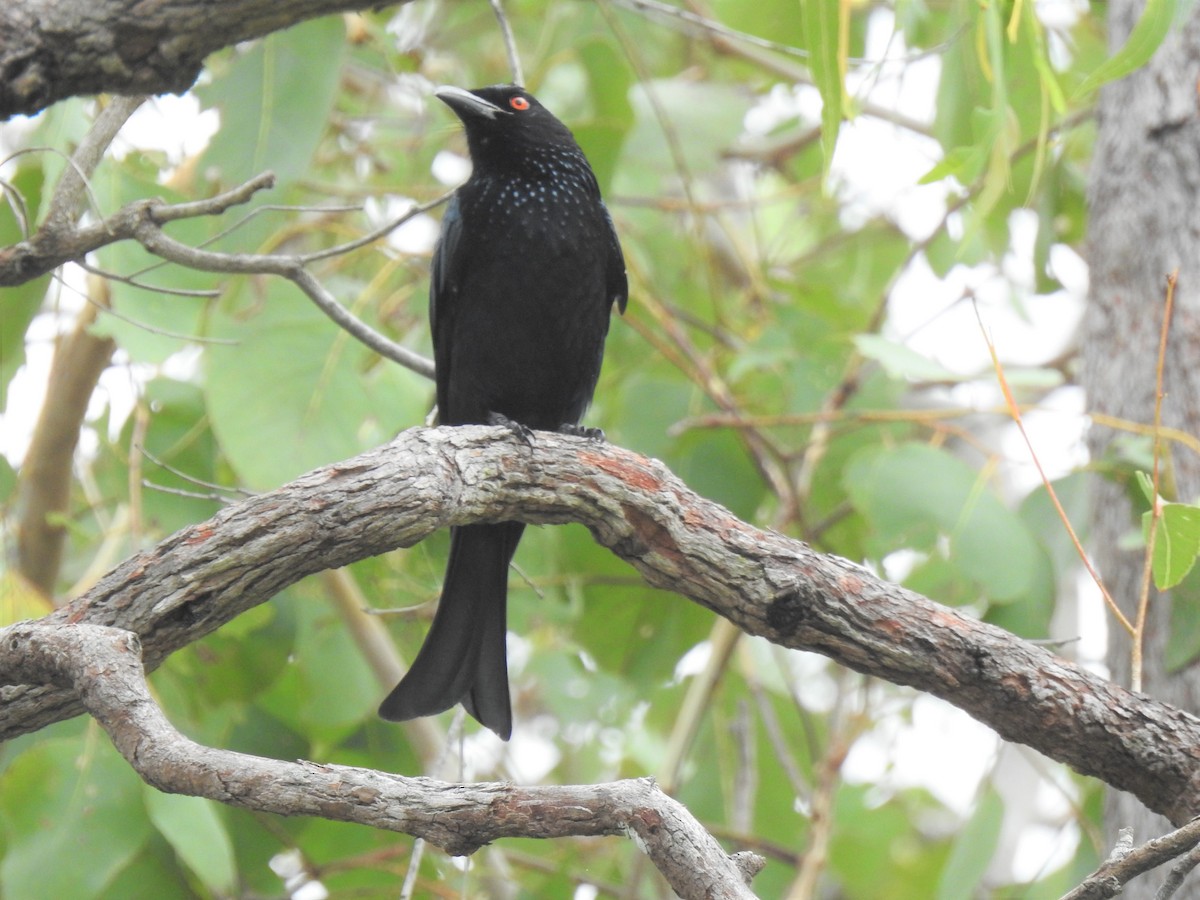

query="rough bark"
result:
[5,426,1200,825]
[1083,3,1200,895]
[0,0,402,120]
[0,621,763,900]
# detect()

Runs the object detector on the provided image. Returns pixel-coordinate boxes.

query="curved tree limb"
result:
[3,426,1200,825]
[0,620,763,900]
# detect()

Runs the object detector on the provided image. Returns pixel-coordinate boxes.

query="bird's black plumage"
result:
[378,84,627,740]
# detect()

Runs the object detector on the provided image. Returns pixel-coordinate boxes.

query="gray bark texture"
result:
[1083,2,1200,894]
[0,622,763,900]
[0,0,399,119]
[7,426,1200,825]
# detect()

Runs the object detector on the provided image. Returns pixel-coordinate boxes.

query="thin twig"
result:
[43,95,146,233]
[1133,270,1178,692]
[1157,839,1200,899]
[399,712,465,900]
[132,213,436,379]
[489,0,525,87]
[75,256,222,298]
[658,617,741,794]
[135,443,253,498]
[973,301,1133,636]
[298,191,452,264]
[1063,820,1200,900]
[140,481,236,504]
[3,165,446,380]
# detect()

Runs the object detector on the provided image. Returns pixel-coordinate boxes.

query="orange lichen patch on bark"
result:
[835,573,864,597]
[622,503,684,565]
[681,499,742,535]
[183,524,214,545]
[631,806,664,836]
[926,606,965,630]
[875,617,908,641]
[1000,673,1032,699]
[579,449,664,493]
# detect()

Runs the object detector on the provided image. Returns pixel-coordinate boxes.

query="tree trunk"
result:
[1084,3,1200,894]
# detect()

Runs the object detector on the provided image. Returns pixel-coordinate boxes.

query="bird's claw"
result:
[558,423,606,441]
[487,412,535,445]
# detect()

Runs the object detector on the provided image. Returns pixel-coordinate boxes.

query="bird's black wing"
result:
[429,194,464,417]
[602,203,628,315]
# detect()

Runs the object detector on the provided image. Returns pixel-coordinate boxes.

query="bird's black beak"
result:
[435,86,506,120]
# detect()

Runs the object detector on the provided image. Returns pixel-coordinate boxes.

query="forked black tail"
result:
[379,522,523,739]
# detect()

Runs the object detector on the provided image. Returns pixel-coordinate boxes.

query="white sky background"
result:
[0,0,1106,888]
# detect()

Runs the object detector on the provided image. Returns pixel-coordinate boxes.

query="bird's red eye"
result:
[510,96,530,111]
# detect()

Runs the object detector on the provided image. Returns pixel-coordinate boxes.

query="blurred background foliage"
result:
[0,0,1161,896]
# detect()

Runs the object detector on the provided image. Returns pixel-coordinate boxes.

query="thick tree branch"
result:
[3,427,1200,825]
[0,1,409,120]
[0,620,762,900]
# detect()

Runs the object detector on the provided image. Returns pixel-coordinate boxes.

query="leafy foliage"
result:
[0,0,1164,895]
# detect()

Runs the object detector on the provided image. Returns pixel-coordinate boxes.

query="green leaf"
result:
[0,736,152,900]
[845,443,1049,603]
[0,455,16,505]
[1019,472,1091,578]
[1147,502,1200,590]
[617,80,750,191]
[854,334,960,382]
[144,790,237,895]
[89,157,219,364]
[576,38,634,192]
[1135,469,1156,506]
[1073,0,1177,99]
[197,16,346,186]
[1166,565,1200,671]
[0,160,48,410]
[801,0,845,172]
[830,784,948,896]
[937,789,1003,900]
[919,144,987,186]
[204,280,427,489]
[256,582,378,736]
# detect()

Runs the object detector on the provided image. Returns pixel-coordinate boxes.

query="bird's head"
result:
[434,84,580,166]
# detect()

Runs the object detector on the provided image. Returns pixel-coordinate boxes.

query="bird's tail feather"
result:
[378,522,522,739]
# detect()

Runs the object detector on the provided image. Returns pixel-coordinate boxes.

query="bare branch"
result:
[489,0,525,87]
[3,427,1200,824]
[0,619,761,900]
[1063,820,1200,900]
[132,217,436,378]
[0,172,277,287]
[42,95,146,230]
[1,169,439,379]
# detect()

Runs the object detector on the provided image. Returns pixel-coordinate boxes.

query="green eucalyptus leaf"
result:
[144,790,237,895]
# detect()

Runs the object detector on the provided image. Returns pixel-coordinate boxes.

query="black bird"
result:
[378,84,628,740]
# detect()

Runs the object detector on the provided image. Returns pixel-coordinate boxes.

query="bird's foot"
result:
[559,423,606,441]
[487,412,535,445]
